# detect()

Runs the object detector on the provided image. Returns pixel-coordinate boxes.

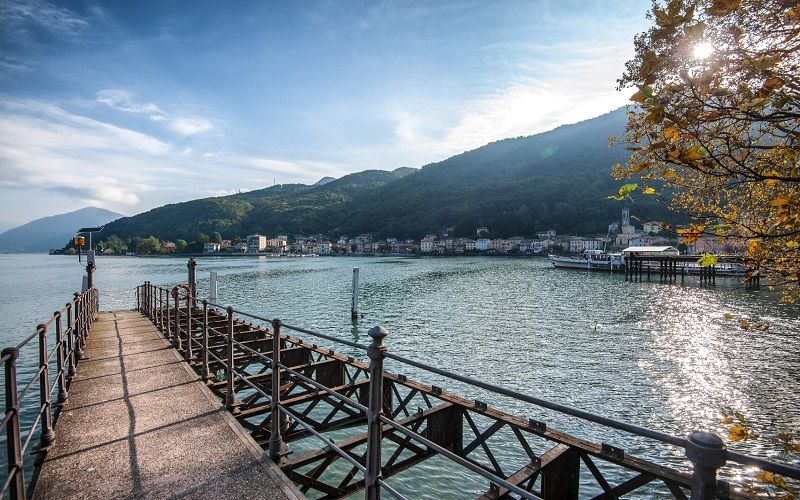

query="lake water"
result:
[1,253,798,498]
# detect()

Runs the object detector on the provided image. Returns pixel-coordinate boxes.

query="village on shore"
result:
[95,210,733,257]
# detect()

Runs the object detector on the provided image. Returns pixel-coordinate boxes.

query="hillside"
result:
[0,207,124,253]
[101,168,417,241]
[97,108,671,242]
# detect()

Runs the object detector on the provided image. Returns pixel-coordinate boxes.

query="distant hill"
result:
[96,108,672,242]
[0,207,124,253]
[100,168,417,242]
[313,176,336,186]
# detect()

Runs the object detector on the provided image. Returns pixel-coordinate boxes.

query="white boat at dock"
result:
[549,250,624,271]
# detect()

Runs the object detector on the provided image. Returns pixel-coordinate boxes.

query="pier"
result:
[2,259,798,499]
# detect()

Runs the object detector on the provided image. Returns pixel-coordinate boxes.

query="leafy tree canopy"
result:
[616,0,799,299]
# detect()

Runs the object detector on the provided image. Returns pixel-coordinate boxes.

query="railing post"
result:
[74,292,85,360]
[686,431,726,500]
[3,347,25,499]
[38,323,55,449]
[136,284,140,312]
[269,318,288,460]
[202,299,210,381]
[55,311,68,405]
[365,325,388,499]
[185,292,193,361]
[225,307,237,411]
[158,287,163,332]
[173,287,181,350]
[66,302,75,378]
[166,287,171,340]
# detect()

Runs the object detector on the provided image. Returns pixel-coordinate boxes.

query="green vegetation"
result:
[93,109,674,244]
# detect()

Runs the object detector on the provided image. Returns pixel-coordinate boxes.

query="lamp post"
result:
[77,226,104,290]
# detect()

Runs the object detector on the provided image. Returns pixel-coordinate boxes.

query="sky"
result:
[0,0,651,231]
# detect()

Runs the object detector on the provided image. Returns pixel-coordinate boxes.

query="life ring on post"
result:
[171,284,191,301]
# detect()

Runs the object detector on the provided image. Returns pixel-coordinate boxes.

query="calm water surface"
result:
[0,254,798,498]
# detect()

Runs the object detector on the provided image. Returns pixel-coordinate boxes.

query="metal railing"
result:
[137,278,800,500]
[1,287,99,499]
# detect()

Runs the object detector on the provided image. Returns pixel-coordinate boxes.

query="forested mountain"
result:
[98,107,672,242]
[0,207,123,253]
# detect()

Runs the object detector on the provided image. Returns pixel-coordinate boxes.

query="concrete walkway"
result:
[35,311,299,500]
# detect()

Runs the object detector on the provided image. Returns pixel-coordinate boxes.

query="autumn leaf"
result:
[642,186,657,195]
[706,0,740,16]
[698,253,718,267]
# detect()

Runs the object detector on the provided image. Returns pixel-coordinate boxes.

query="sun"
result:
[693,41,714,59]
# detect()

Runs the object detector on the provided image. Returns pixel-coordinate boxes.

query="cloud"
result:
[168,117,214,136]
[0,0,88,40]
[389,42,633,163]
[95,89,165,121]
[0,99,170,207]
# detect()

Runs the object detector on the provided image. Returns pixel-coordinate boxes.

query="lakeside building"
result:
[247,234,267,253]
[204,242,221,253]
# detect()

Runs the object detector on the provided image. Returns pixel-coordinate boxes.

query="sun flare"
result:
[693,41,714,59]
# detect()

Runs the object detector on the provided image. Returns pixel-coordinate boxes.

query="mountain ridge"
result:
[0,207,124,253]
[96,108,670,242]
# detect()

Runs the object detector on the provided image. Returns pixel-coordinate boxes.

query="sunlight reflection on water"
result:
[0,254,797,497]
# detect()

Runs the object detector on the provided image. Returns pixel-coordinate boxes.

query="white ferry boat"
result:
[549,249,624,271]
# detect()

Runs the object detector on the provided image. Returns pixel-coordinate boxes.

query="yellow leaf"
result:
[685,145,706,161]
[642,187,657,195]
[740,319,750,330]
[772,196,791,207]
[698,253,718,267]
[756,470,774,484]
[662,125,680,143]
[723,313,734,320]
[729,423,748,441]
[630,90,646,102]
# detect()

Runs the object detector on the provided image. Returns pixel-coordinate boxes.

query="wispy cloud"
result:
[95,89,214,135]
[0,0,88,40]
[95,89,165,121]
[0,99,171,207]
[169,117,214,136]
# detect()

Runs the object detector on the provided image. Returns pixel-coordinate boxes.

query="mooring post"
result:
[37,323,55,449]
[269,318,288,460]
[202,299,210,381]
[187,257,197,308]
[185,295,193,361]
[351,267,360,320]
[74,292,85,360]
[3,347,25,499]
[686,431,726,500]
[225,306,236,411]
[209,271,218,303]
[54,311,68,405]
[365,325,388,499]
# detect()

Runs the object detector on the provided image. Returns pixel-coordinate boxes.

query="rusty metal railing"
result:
[137,275,800,500]
[1,287,99,499]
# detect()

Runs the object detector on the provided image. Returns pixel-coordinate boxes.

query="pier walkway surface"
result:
[34,311,299,500]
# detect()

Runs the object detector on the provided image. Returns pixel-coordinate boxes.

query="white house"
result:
[203,242,221,253]
[420,235,437,253]
[316,241,333,255]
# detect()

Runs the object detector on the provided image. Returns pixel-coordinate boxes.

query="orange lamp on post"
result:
[74,236,85,262]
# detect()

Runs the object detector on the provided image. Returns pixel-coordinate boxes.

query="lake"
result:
[1,253,798,498]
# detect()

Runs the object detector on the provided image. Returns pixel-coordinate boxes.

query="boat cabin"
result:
[622,245,680,257]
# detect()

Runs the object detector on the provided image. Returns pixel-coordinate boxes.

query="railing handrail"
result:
[140,278,800,500]
[1,286,100,500]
